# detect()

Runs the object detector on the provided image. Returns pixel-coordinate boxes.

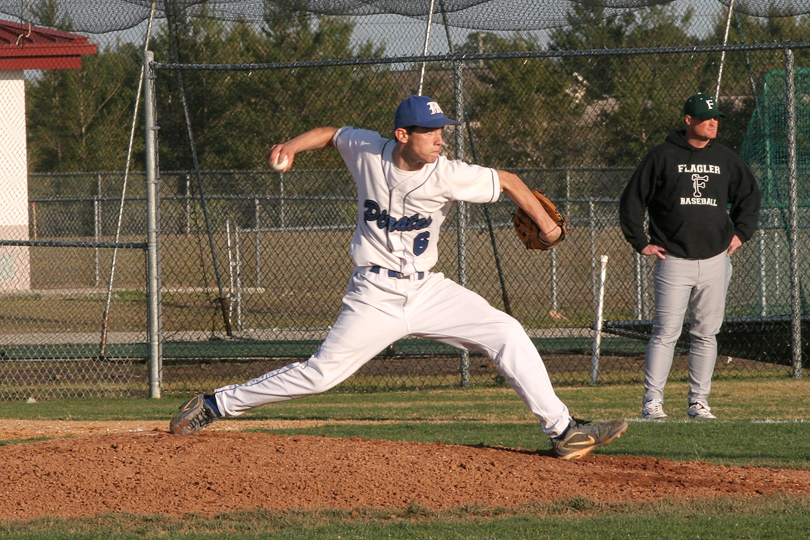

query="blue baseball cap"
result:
[394,95,461,130]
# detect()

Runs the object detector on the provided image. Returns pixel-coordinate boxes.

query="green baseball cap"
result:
[683,93,726,120]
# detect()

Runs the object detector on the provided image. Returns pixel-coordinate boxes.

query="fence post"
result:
[94,173,101,287]
[758,221,766,316]
[226,220,234,325]
[633,251,642,320]
[279,171,286,229]
[784,48,802,380]
[592,255,608,385]
[589,199,597,309]
[454,59,470,388]
[144,50,163,398]
[184,174,191,234]
[551,248,559,311]
[255,197,262,288]
[235,224,243,331]
[553,169,572,312]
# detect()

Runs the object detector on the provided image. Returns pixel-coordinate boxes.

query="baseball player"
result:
[171,95,628,459]
[619,93,761,420]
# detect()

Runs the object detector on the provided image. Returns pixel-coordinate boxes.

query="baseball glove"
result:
[512,190,568,250]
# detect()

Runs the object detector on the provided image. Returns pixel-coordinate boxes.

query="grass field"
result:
[1,379,809,539]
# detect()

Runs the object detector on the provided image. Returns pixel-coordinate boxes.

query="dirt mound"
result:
[3,421,810,521]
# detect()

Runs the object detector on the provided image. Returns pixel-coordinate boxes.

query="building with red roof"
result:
[0,20,97,291]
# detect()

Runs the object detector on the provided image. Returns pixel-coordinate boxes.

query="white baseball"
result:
[270,154,289,171]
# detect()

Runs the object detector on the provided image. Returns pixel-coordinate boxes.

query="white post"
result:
[591,255,609,385]
[94,173,101,287]
[226,220,234,325]
[417,0,437,96]
[234,224,243,331]
[255,197,262,288]
[715,0,736,99]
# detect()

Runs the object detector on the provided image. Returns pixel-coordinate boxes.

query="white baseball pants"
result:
[214,266,572,437]
[643,251,732,407]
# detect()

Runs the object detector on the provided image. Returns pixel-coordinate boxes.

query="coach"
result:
[619,93,761,420]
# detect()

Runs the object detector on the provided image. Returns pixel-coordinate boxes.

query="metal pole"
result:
[226,220,234,324]
[774,227,781,296]
[165,1,232,336]
[634,251,642,320]
[589,200,597,309]
[94,179,100,287]
[554,169,570,313]
[417,0,437,96]
[591,255,608,385]
[784,48,802,379]
[255,197,262,288]
[279,171,285,229]
[453,60,470,388]
[99,0,158,359]
[184,174,191,234]
[144,50,162,398]
[551,249,559,312]
[565,169,571,216]
[235,224,243,331]
[759,226,767,316]
[732,8,759,109]
[715,0,736,98]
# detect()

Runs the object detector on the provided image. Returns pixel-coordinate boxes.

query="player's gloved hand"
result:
[513,190,568,250]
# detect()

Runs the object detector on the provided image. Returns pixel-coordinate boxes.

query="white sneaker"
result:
[687,402,716,419]
[642,400,667,420]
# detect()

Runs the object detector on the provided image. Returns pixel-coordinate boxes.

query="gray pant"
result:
[643,252,732,407]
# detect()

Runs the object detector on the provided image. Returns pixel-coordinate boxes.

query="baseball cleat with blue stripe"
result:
[551,418,629,460]
[169,394,219,435]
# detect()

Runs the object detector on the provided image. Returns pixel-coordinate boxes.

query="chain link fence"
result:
[1,1,809,399]
[149,43,808,396]
[1,173,148,400]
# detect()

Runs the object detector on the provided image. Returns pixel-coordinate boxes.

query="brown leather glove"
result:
[512,190,568,250]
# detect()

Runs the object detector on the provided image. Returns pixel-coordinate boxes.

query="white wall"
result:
[0,70,31,291]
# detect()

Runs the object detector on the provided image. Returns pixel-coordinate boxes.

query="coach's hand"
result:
[641,244,667,260]
[727,235,742,256]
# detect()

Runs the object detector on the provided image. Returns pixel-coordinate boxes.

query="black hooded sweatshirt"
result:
[619,129,761,259]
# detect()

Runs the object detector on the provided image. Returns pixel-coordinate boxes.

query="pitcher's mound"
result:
[2,427,810,520]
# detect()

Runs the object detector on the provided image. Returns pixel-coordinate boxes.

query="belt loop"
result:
[369,266,424,280]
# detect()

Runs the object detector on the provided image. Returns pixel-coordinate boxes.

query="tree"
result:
[699,11,810,152]
[543,2,729,166]
[596,5,703,165]
[548,0,638,100]
[462,32,584,171]
[25,0,143,177]
[151,1,394,177]
[462,4,705,170]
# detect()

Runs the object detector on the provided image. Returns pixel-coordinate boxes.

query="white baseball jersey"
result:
[212,125,573,439]
[334,127,500,274]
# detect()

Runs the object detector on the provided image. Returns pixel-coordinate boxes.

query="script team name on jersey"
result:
[363,200,432,232]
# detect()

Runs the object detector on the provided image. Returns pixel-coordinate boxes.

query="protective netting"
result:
[740,68,810,211]
[737,68,810,319]
[1,1,810,35]
[2,0,810,399]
